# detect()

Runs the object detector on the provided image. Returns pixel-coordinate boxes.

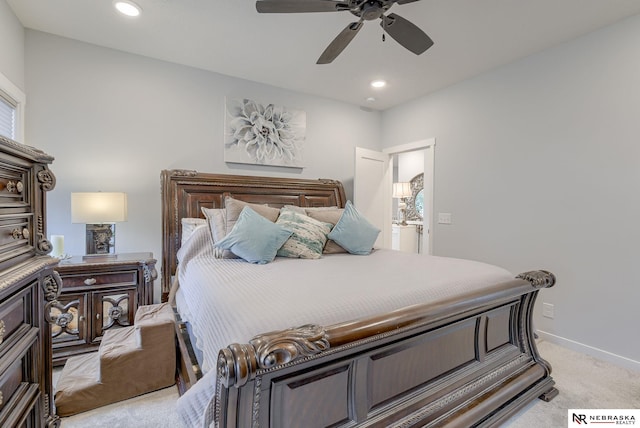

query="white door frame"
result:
[383,138,435,255]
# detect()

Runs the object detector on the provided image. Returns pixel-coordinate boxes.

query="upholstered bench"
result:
[55,303,176,416]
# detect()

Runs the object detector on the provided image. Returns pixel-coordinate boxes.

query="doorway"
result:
[354,139,435,255]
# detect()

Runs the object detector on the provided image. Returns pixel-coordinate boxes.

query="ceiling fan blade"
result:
[380,13,433,55]
[256,0,350,13]
[317,21,363,64]
[395,0,422,4]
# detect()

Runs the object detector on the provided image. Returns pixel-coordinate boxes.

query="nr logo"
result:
[573,413,588,424]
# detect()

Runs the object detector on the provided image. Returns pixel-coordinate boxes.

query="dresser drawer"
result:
[0,283,42,425]
[0,326,40,416]
[0,350,41,427]
[0,160,30,210]
[0,284,36,357]
[0,215,33,269]
[59,270,139,289]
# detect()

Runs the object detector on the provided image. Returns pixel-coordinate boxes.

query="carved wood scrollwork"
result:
[170,169,198,177]
[143,264,158,284]
[42,272,63,302]
[37,166,56,255]
[102,295,130,329]
[37,168,56,191]
[516,270,556,289]
[251,324,329,368]
[45,392,61,428]
[217,324,329,388]
[43,272,65,328]
[37,214,53,255]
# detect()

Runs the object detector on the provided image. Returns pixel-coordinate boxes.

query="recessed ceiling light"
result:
[370,80,386,89]
[114,0,142,17]
[366,97,376,102]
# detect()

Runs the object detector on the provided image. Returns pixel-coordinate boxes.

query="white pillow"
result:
[181,217,207,245]
[201,207,237,259]
[224,197,280,232]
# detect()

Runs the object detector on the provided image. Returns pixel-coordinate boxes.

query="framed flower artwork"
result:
[224,98,306,168]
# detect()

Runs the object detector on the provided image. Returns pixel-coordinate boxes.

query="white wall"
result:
[0,0,24,90]
[397,150,424,182]
[382,14,640,368]
[25,30,382,300]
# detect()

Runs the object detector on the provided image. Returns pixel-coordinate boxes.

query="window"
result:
[0,71,25,142]
[0,91,16,140]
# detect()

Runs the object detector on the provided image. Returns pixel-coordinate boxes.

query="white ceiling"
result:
[8,0,640,110]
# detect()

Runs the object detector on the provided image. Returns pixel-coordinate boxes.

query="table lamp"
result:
[392,182,412,225]
[71,192,128,255]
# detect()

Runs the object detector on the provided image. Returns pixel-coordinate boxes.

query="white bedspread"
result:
[174,225,513,427]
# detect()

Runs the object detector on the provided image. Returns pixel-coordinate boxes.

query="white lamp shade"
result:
[71,192,128,224]
[392,182,412,199]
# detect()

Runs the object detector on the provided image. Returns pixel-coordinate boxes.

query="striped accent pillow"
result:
[276,207,333,259]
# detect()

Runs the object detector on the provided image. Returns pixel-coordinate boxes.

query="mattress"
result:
[173,225,514,427]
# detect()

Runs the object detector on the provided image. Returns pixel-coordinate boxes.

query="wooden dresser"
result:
[51,253,157,366]
[0,135,60,427]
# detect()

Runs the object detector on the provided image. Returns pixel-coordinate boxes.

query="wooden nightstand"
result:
[51,252,157,366]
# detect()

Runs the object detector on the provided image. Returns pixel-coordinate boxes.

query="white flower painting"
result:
[224,98,306,168]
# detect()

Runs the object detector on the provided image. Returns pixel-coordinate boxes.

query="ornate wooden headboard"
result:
[160,169,347,301]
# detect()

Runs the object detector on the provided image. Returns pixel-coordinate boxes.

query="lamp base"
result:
[397,202,408,226]
[85,224,115,255]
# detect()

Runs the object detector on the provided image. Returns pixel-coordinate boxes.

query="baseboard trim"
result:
[537,330,640,372]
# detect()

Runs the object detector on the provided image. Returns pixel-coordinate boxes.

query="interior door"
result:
[354,147,391,249]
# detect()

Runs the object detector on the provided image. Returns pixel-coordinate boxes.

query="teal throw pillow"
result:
[214,206,292,264]
[327,201,380,255]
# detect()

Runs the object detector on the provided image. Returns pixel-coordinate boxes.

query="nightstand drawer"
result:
[59,270,139,288]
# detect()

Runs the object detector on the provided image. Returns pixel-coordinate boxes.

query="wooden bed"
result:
[161,169,558,428]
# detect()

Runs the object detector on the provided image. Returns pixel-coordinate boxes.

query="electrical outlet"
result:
[438,213,452,224]
[542,303,554,319]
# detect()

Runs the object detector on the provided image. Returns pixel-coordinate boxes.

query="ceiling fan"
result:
[255,0,434,64]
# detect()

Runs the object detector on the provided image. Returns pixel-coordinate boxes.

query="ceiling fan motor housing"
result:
[360,1,386,20]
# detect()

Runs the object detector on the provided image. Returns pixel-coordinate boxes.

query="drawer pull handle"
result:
[0,320,5,345]
[96,313,101,320]
[11,227,30,240]
[6,180,23,193]
[84,278,97,286]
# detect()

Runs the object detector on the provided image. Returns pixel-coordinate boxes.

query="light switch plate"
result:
[438,213,452,224]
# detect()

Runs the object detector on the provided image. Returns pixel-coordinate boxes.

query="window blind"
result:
[0,93,16,140]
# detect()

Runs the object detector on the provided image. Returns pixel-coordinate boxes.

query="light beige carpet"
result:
[502,341,640,427]
[57,383,181,427]
[56,341,639,427]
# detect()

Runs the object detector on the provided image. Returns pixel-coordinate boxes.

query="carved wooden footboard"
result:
[210,271,557,428]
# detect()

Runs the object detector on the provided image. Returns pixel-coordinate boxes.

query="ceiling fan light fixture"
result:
[371,80,387,88]
[114,0,142,17]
